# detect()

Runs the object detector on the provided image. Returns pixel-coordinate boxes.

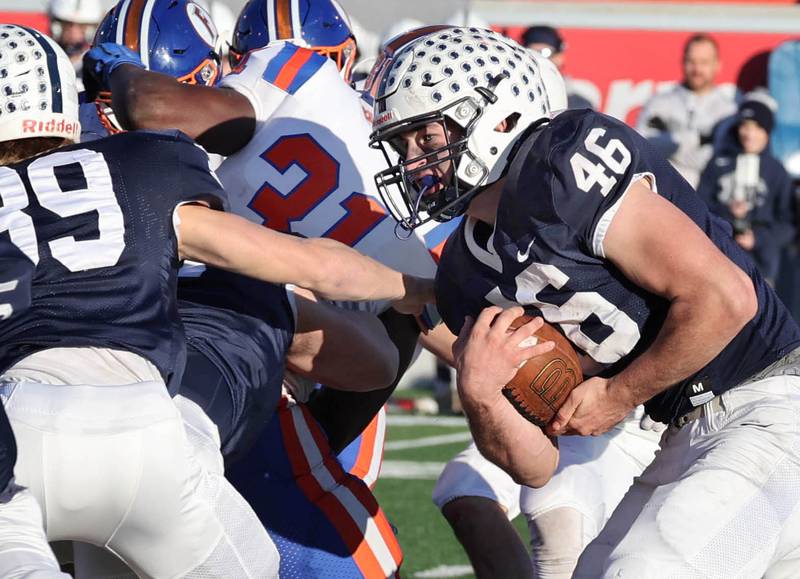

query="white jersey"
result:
[218,41,443,285]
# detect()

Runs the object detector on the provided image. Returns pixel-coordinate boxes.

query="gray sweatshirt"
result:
[636,83,738,187]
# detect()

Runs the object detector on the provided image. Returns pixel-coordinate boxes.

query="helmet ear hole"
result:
[495,112,520,133]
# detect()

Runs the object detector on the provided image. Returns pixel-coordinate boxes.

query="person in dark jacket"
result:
[698,91,795,284]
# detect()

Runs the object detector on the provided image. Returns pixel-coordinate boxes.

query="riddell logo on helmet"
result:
[374,110,397,127]
[22,118,79,136]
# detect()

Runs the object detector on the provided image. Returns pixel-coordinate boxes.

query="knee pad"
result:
[527,507,587,579]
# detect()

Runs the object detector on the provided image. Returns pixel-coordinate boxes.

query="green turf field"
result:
[374,413,528,578]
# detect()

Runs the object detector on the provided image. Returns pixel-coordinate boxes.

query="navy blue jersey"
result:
[0,131,225,387]
[178,268,295,461]
[436,109,800,423]
[0,240,33,491]
[0,239,34,322]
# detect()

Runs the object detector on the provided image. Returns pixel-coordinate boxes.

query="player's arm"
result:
[454,306,559,487]
[287,288,399,392]
[107,64,255,155]
[306,308,421,454]
[176,204,433,309]
[592,179,757,409]
[419,321,458,366]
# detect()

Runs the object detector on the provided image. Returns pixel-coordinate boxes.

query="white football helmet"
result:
[0,25,80,143]
[48,0,104,25]
[368,26,565,230]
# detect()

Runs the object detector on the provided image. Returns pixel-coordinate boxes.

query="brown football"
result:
[502,316,583,427]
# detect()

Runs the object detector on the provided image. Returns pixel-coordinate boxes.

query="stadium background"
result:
[3,0,798,126]
[0,0,799,576]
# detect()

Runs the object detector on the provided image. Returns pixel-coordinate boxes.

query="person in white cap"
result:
[48,0,104,86]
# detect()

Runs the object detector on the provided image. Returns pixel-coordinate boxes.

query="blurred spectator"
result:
[637,33,738,188]
[48,0,103,86]
[697,92,795,285]
[776,150,800,321]
[521,24,599,110]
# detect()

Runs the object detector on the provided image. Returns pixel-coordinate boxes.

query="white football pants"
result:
[0,482,70,578]
[574,374,800,578]
[433,406,661,578]
[1,364,279,578]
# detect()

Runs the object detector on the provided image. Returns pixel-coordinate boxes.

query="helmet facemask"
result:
[314,35,357,83]
[174,55,222,86]
[372,98,488,231]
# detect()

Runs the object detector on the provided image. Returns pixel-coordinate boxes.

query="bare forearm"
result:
[460,392,558,487]
[109,65,254,154]
[420,322,457,367]
[288,292,398,391]
[602,182,759,406]
[179,206,432,305]
[307,237,424,303]
[307,310,420,454]
[109,65,185,131]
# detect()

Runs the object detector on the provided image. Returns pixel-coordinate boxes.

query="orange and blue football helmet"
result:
[229,0,356,83]
[94,0,222,86]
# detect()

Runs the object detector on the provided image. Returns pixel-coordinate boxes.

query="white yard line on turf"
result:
[413,564,474,578]
[380,460,447,479]
[386,415,467,427]
[384,432,472,451]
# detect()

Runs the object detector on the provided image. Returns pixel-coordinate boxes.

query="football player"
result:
[79,0,402,448]
[82,1,434,575]
[72,276,405,578]
[369,26,800,578]
[363,29,661,578]
[0,239,68,578]
[0,23,430,579]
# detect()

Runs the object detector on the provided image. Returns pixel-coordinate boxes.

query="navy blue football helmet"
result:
[229,0,356,82]
[93,0,221,86]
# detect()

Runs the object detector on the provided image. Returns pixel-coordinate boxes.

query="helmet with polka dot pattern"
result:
[368,26,565,230]
[0,24,80,143]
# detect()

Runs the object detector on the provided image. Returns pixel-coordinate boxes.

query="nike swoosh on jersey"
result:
[516,238,535,262]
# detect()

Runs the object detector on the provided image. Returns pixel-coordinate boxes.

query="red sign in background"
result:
[501,26,797,125]
[0,12,49,33]
[0,9,795,128]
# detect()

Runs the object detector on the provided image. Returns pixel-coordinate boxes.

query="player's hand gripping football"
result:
[453,306,556,408]
[547,375,637,436]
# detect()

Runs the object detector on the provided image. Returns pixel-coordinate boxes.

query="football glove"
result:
[83,43,145,101]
